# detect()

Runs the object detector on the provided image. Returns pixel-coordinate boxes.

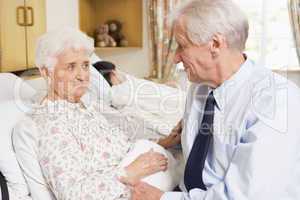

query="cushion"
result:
[120,140,181,192]
[111,74,186,135]
[24,77,47,104]
[0,73,36,103]
[0,101,32,199]
[0,73,36,199]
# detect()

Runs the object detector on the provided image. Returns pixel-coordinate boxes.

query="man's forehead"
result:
[174,32,187,46]
[174,21,191,46]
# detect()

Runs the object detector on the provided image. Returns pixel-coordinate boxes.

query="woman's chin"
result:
[72,87,88,100]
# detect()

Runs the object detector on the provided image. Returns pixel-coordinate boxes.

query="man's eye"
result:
[177,45,184,51]
[176,47,182,53]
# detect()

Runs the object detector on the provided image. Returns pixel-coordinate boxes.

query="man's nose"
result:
[173,51,181,64]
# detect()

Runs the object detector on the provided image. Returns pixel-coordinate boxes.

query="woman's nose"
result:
[76,67,88,81]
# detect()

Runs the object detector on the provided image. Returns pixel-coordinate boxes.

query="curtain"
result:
[147,0,181,82]
[288,0,300,63]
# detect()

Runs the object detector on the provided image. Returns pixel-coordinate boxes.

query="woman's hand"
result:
[123,149,168,184]
[158,120,182,149]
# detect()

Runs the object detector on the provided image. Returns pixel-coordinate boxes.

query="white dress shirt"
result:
[161,58,300,200]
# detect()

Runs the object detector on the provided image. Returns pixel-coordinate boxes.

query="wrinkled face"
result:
[49,48,90,102]
[173,18,217,84]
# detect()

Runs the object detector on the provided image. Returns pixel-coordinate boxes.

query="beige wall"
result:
[289,72,300,87]
[94,0,150,78]
[46,0,300,86]
[46,0,150,78]
[46,0,79,30]
[274,70,300,88]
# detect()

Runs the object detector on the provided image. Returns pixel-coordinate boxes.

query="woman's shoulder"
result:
[13,114,40,147]
[13,101,57,138]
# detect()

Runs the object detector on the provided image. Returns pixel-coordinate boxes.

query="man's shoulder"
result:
[244,62,295,90]
[250,65,300,98]
[246,65,300,129]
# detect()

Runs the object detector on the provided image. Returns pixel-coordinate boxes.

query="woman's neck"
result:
[46,89,80,103]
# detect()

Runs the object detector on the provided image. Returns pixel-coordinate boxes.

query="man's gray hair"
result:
[170,0,249,51]
[35,27,94,70]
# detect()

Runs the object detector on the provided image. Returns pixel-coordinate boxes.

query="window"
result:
[235,0,299,69]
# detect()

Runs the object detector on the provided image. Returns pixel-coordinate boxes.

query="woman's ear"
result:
[39,67,50,79]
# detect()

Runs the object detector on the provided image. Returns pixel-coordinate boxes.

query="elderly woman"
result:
[12,28,172,200]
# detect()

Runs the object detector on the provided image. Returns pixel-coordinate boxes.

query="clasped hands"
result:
[120,120,183,200]
[120,150,166,200]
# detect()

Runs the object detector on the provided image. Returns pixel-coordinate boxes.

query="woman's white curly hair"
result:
[35,27,94,70]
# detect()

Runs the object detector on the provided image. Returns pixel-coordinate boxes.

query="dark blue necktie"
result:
[0,171,9,200]
[184,91,216,191]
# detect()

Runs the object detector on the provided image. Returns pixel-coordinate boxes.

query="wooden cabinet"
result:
[79,0,143,50]
[0,0,46,72]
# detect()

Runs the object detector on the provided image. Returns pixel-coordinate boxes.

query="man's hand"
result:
[131,181,164,200]
[158,119,182,149]
[122,149,168,185]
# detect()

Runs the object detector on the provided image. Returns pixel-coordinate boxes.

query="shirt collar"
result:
[212,57,255,111]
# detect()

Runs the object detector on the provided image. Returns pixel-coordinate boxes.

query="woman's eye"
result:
[67,64,76,71]
[82,63,90,70]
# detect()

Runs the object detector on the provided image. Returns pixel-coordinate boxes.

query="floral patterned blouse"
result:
[16,99,134,200]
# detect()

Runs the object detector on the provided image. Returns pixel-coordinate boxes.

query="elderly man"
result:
[130,0,300,199]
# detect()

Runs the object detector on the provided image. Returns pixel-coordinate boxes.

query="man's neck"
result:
[210,52,246,88]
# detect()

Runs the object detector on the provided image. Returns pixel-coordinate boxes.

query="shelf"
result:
[94,47,142,56]
[79,0,143,47]
[272,67,300,72]
[95,47,142,51]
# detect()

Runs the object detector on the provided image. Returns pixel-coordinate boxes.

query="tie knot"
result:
[207,91,216,106]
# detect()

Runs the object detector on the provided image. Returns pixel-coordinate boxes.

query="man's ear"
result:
[209,33,227,57]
